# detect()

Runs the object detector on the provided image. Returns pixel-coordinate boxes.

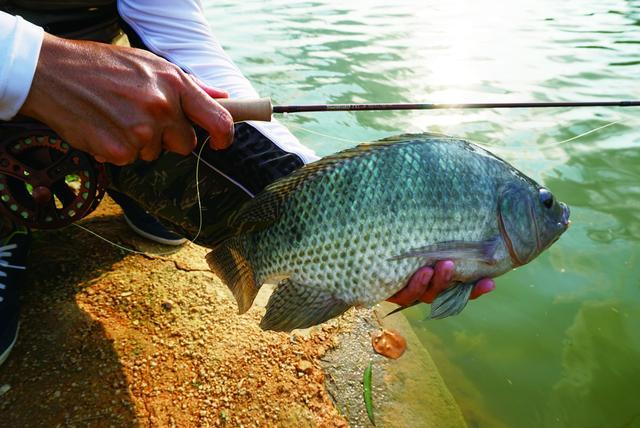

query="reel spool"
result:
[0,124,107,229]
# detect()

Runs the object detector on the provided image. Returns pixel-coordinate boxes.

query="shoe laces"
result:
[0,243,25,303]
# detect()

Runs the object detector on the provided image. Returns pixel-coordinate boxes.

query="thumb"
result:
[181,82,234,150]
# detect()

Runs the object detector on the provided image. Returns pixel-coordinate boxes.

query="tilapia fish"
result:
[207,133,570,332]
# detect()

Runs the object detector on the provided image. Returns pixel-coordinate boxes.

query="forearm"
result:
[117,0,318,163]
[0,12,44,120]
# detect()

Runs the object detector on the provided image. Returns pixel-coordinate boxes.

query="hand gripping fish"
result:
[206,133,570,332]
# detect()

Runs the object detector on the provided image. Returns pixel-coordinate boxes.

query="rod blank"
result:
[273,100,640,113]
[217,98,640,123]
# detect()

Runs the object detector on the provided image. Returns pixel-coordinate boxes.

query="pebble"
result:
[0,384,10,396]
[296,360,314,374]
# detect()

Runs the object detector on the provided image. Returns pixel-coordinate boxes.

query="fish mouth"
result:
[561,203,571,228]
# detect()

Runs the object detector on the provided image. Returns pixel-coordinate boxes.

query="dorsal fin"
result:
[376,132,456,143]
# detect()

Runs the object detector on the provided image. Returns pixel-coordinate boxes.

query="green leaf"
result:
[363,360,375,426]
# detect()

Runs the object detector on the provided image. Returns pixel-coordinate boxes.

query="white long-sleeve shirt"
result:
[0,13,43,121]
[0,1,317,162]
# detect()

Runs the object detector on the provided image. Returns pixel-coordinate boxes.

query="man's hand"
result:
[19,33,234,165]
[387,260,496,306]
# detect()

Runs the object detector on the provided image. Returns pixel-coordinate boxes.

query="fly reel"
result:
[0,123,107,229]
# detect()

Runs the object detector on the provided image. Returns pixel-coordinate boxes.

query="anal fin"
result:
[260,279,351,332]
[428,282,475,320]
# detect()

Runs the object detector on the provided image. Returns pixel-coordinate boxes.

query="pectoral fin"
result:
[428,282,475,320]
[260,279,351,332]
[385,282,476,320]
[390,237,501,265]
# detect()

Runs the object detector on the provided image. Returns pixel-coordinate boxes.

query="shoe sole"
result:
[0,322,19,367]
[123,215,187,246]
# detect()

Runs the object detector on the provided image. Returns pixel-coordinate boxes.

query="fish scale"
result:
[254,139,497,298]
[206,133,570,331]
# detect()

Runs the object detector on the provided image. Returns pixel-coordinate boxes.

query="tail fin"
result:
[206,237,259,314]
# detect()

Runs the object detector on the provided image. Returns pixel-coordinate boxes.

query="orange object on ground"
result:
[371,329,407,359]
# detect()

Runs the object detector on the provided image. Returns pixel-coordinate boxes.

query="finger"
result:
[101,143,137,166]
[87,127,137,166]
[57,125,128,165]
[181,84,234,150]
[420,260,454,303]
[190,75,229,99]
[159,121,197,158]
[138,138,163,161]
[386,266,434,306]
[470,278,496,300]
[125,123,159,162]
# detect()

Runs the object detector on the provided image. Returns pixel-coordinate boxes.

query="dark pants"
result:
[106,123,304,247]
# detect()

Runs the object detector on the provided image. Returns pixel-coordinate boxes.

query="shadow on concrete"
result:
[0,213,139,426]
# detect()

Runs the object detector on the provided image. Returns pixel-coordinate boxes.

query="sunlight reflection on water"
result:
[203,1,640,426]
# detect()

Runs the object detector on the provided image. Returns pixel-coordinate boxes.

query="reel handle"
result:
[216,98,273,122]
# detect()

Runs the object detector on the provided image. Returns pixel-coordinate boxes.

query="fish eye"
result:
[539,188,554,209]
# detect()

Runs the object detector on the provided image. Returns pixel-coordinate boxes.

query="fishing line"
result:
[191,138,255,199]
[189,139,209,243]
[285,122,360,144]
[72,222,149,255]
[542,120,622,148]
[72,140,212,257]
[72,116,624,256]
[287,115,625,150]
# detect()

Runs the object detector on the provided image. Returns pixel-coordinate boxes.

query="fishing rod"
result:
[216,98,640,122]
[2,97,634,229]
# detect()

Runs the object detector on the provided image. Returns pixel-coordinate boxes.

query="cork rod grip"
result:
[216,98,273,122]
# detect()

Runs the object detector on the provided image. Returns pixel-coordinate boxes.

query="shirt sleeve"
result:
[117,0,318,163]
[0,12,44,120]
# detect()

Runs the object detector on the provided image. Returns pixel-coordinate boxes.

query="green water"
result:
[203,1,640,426]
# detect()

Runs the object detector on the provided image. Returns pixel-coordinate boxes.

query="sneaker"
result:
[107,190,187,246]
[0,223,30,367]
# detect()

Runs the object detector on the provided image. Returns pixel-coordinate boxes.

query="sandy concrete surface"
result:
[0,197,465,427]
